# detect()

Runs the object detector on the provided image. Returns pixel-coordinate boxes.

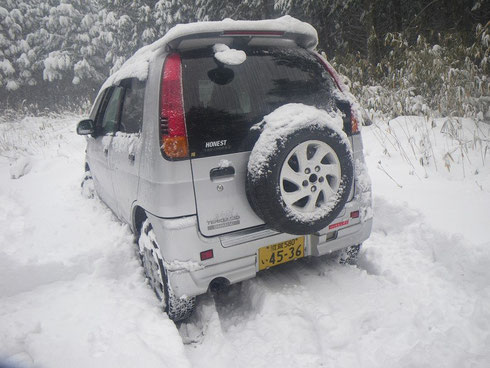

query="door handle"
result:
[210,166,235,181]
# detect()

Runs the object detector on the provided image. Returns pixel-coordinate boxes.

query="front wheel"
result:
[138,219,196,321]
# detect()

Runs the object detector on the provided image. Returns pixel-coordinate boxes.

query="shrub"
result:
[333,23,490,122]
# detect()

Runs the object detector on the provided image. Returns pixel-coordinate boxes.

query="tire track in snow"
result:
[0,117,190,368]
[181,197,490,368]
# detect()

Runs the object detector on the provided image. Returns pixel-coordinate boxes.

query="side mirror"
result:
[77,119,95,135]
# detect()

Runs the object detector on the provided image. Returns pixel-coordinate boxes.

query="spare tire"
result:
[246,113,353,235]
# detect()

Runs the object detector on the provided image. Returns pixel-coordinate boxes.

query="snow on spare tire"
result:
[246,104,353,235]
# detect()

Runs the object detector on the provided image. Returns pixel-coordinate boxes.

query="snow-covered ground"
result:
[0,115,489,367]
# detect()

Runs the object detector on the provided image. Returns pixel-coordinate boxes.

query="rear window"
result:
[181,47,337,158]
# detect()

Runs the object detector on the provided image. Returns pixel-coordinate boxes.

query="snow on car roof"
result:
[99,16,318,93]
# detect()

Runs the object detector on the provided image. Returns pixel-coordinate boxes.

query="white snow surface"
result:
[354,157,373,222]
[160,215,197,230]
[9,156,32,179]
[1,114,490,367]
[99,16,317,94]
[218,159,231,168]
[213,44,246,66]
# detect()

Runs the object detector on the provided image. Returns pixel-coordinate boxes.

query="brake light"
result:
[350,109,360,134]
[315,54,360,134]
[222,30,284,36]
[160,53,188,158]
[200,249,214,261]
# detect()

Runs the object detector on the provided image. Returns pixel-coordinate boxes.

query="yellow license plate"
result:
[258,237,304,271]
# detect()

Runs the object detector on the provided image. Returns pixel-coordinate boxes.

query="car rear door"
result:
[180,47,338,237]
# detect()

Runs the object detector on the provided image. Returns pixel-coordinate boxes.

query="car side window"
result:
[99,86,124,135]
[91,88,112,132]
[119,79,145,134]
[89,91,105,121]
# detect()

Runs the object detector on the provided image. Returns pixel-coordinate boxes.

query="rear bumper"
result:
[147,211,372,298]
[146,132,372,298]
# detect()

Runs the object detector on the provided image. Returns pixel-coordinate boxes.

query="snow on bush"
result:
[0,59,15,75]
[9,156,32,179]
[43,51,72,82]
[368,115,490,184]
[0,115,78,159]
[333,28,490,121]
[330,27,490,182]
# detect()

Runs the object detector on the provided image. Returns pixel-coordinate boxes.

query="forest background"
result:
[0,0,489,120]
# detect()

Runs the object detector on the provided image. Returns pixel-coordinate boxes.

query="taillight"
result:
[350,210,360,219]
[160,53,189,159]
[350,109,360,134]
[315,53,360,134]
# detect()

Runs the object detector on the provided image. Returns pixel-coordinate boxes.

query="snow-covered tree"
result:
[0,0,488,112]
[0,0,108,108]
[154,0,196,35]
[0,0,49,91]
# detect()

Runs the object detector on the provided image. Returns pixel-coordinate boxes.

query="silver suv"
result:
[77,17,372,321]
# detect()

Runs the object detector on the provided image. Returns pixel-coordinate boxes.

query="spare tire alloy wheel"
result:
[280,140,341,214]
[138,220,195,321]
[247,125,353,235]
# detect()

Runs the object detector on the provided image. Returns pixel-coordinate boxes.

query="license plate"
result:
[258,237,304,271]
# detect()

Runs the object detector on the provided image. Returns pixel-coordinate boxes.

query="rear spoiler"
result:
[167,30,317,51]
[100,17,317,93]
[159,16,317,51]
